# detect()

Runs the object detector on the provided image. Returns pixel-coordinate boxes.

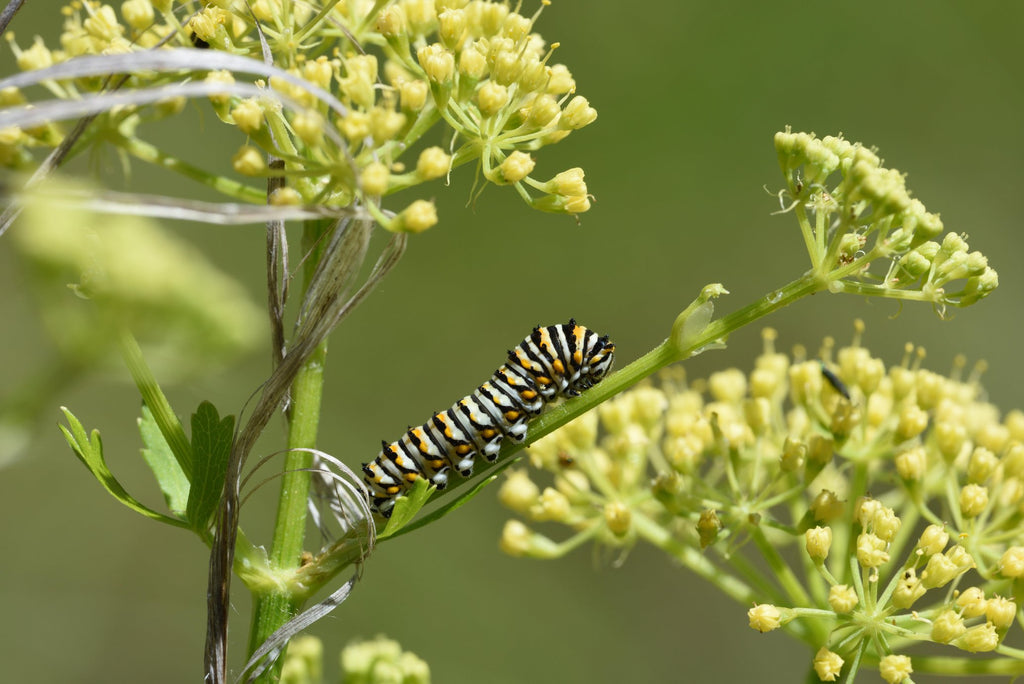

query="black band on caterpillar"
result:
[362,321,615,517]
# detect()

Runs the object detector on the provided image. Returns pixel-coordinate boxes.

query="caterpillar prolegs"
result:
[362,321,615,517]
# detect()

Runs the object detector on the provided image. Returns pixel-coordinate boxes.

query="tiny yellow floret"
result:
[360,162,390,196]
[499,520,531,556]
[499,151,534,183]
[546,63,575,95]
[856,532,889,568]
[827,585,858,614]
[231,98,265,134]
[231,146,266,176]
[812,647,843,682]
[530,487,571,522]
[896,404,929,441]
[120,0,154,31]
[957,621,999,653]
[560,96,597,129]
[477,81,510,116]
[394,199,437,233]
[985,596,1016,629]
[498,470,540,514]
[400,80,429,111]
[805,526,832,561]
[747,604,781,633]
[604,501,631,536]
[416,146,451,181]
[895,446,927,481]
[931,610,966,643]
[916,524,948,556]
[268,187,302,206]
[999,546,1024,577]
[879,654,912,684]
[956,586,988,618]
[292,110,325,147]
[891,571,925,609]
[417,43,455,84]
[959,483,989,518]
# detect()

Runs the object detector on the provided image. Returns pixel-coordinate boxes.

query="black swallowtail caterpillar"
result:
[363,321,615,517]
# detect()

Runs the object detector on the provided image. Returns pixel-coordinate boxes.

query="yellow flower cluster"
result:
[500,324,1024,679]
[774,129,998,311]
[3,1,594,226]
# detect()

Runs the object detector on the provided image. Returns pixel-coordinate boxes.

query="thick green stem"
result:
[246,341,328,664]
[246,220,333,678]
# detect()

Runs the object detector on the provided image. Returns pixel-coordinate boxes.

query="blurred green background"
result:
[2,2,1023,682]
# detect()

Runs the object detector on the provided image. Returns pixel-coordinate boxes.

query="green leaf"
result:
[139,404,190,517]
[59,407,187,528]
[378,478,436,540]
[185,401,234,533]
[382,473,500,541]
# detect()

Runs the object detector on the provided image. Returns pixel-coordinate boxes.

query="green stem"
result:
[910,656,1024,676]
[117,135,267,203]
[246,220,333,679]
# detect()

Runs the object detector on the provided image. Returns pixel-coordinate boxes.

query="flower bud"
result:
[416,146,451,181]
[200,69,233,105]
[359,161,390,195]
[896,403,929,441]
[498,470,539,514]
[417,43,455,84]
[985,596,1016,629]
[999,546,1024,578]
[895,446,927,481]
[957,586,988,618]
[400,79,429,111]
[292,110,324,146]
[438,9,466,49]
[959,484,989,518]
[524,93,561,127]
[121,0,155,30]
[879,655,912,684]
[856,532,889,568]
[269,187,302,205]
[231,145,266,176]
[931,610,965,643]
[805,526,832,560]
[810,489,844,523]
[956,622,999,653]
[697,509,721,548]
[604,501,632,537]
[813,648,843,682]
[530,487,571,522]
[499,520,532,556]
[747,604,781,633]
[560,96,597,129]
[828,584,858,613]
[546,64,575,95]
[892,570,925,609]
[477,81,509,116]
[916,524,948,557]
[392,199,437,233]
[458,46,488,80]
[231,98,264,134]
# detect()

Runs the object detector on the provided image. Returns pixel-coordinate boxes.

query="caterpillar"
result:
[363,321,615,518]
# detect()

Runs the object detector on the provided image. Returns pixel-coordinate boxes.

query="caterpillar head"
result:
[569,334,615,393]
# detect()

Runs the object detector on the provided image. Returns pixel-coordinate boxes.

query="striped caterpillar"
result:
[363,321,615,517]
